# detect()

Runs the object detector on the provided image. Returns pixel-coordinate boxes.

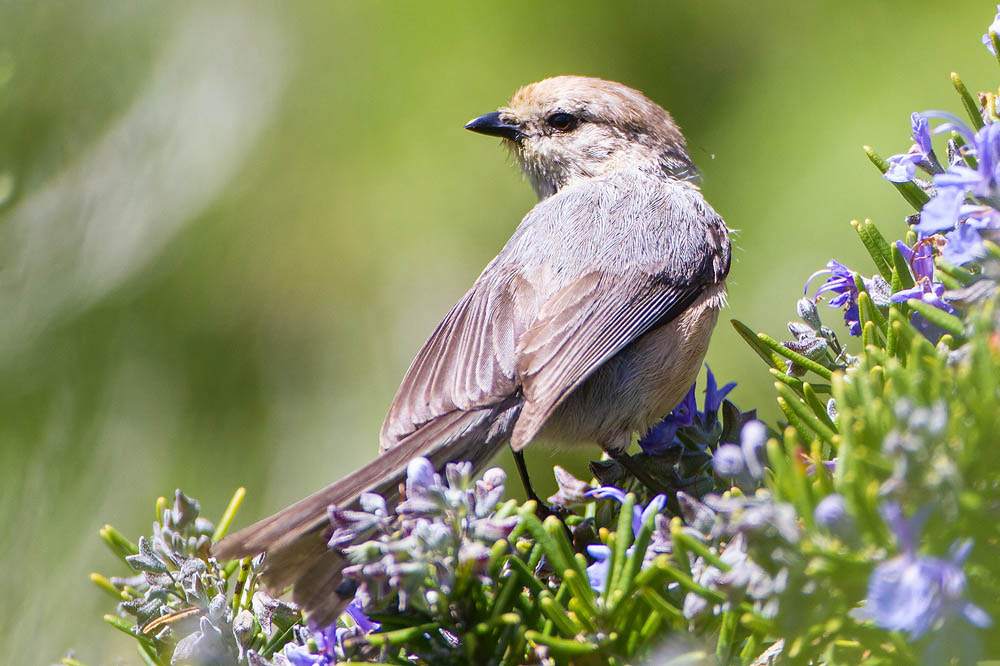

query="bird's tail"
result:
[212,402,520,627]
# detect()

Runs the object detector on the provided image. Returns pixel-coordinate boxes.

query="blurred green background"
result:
[0,1,995,662]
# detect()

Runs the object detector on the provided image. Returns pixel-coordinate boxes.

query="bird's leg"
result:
[511,448,561,519]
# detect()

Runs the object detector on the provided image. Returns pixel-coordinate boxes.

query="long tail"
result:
[212,402,520,627]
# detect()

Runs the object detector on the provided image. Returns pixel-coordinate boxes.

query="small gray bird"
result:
[214,75,731,626]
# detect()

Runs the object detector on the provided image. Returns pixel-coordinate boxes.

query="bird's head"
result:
[465,75,696,199]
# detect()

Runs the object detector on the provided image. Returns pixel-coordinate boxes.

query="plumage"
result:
[213,75,731,624]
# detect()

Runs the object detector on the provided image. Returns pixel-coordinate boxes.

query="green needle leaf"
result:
[991,31,1000,68]
[213,486,246,543]
[609,493,636,594]
[758,331,834,380]
[731,319,785,369]
[524,631,598,656]
[951,72,985,130]
[934,258,974,286]
[363,623,440,648]
[100,525,139,561]
[852,219,892,278]
[538,591,584,636]
[778,381,838,444]
[613,497,659,609]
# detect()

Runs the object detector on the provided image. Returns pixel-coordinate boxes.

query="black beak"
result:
[465,111,523,140]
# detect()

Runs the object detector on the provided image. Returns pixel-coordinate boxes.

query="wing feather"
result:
[380,275,519,449]
[510,273,706,448]
[382,170,729,454]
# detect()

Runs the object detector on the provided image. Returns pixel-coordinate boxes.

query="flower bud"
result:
[796,297,823,330]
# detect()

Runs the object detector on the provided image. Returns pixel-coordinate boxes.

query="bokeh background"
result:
[0,1,995,662]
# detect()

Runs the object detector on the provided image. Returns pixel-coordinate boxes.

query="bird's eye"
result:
[546,112,577,132]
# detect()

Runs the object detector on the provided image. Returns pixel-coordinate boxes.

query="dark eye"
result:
[546,112,578,132]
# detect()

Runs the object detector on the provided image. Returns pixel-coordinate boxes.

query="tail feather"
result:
[211,401,521,623]
[292,549,351,629]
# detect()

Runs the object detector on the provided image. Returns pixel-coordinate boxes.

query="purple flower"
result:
[983,5,1000,55]
[805,260,864,336]
[638,384,696,454]
[853,503,991,640]
[941,224,986,266]
[712,444,745,477]
[283,624,339,666]
[344,599,379,633]
[638,365,736,454]
[584,489,667,591]
[914,184,966,235]
[704,364,737,414]
[884,113,936,183]
[405,457,438,496]
[814,494,853,536]
[912,113,1000,236]
[740,420,768,480]
[283,600,379,666]
[586,486,666,537]
[586,544,612,591]
[890,241,958,342]
[897,240,934,283]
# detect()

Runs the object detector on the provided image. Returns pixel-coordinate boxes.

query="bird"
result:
[213,75,731,627]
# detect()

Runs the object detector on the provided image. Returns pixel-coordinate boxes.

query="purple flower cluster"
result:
[804,260,890,337]
[804,240,959,343]
[884,113,937,184]
[853,502,990,640]
[883,106,1000,268]
[282,601,377,666]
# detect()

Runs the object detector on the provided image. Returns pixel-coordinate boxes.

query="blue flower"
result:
[704,364,737,414]
[638,384,696,455]
[890,241,958,342]
[913,183,965,235]
[585,544,611,591]
[638,364,735,455]
[739,420,767,480]
[983,5,1000,55]
[912,113,1000,236]
[283,623,339,666]
[814,494,853,537]
[805,260,865,336]
[712,444,745,477]
[405,457,438,496]
[853,503,991,640]
[584,489,667,591]
[344,599,379,634]
[884,113,936,183]
[941,224,986,266]
[283,600,379,665]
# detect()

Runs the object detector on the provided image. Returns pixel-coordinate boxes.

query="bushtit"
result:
[214,75,730,626]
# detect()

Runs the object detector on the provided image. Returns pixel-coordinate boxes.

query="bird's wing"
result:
[379,272,523,449]
[383,172,729,453]
[510,183,730,449]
